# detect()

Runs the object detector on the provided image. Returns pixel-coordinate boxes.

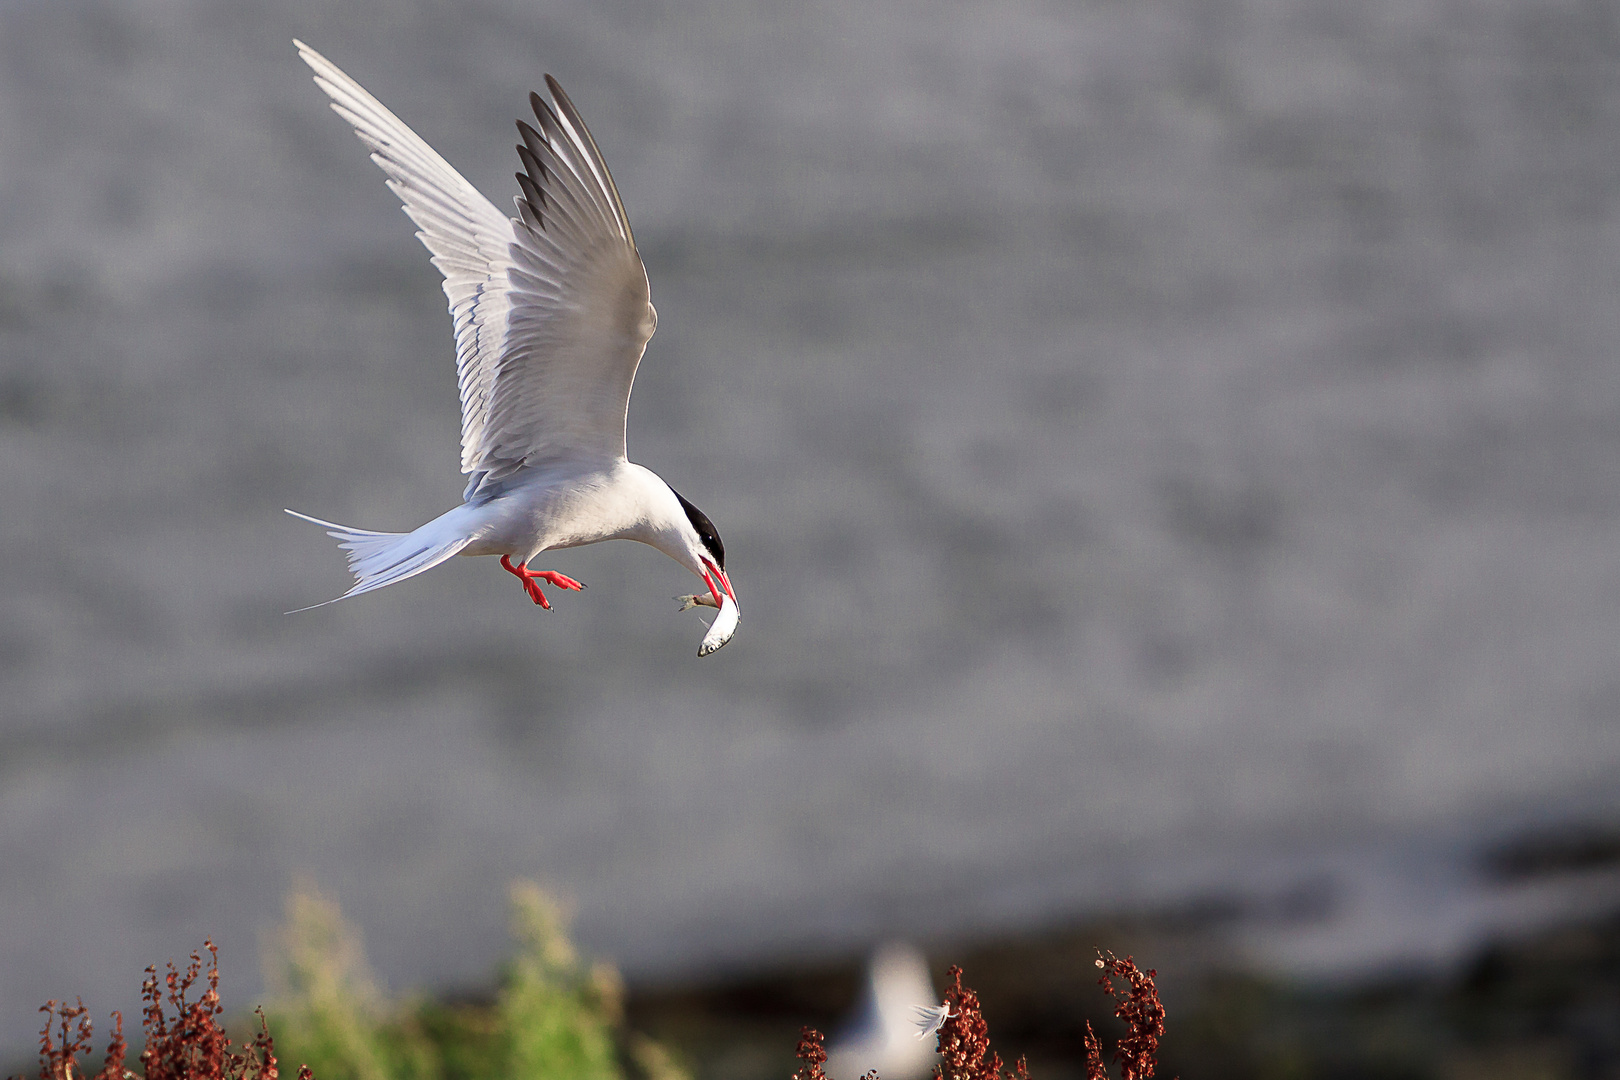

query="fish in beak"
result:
[683,559,738,656]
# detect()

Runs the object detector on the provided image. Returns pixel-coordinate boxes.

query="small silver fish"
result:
[676,592,737,655]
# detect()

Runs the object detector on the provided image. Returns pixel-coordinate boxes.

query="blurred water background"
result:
[3,0,1620,1065]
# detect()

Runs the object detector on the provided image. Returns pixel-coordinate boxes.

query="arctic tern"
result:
[285,42,739,656]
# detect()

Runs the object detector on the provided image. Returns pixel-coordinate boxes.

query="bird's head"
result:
[667,487,738,656]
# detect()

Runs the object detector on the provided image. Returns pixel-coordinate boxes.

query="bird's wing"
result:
[296,43,655,481]
[483,76,653,475]
[296,41,516,475]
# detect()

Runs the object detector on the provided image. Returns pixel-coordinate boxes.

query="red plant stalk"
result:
[94,1011,128,1080]
[140,941,232,1080]
[1082,1020,1107,1080]
[931,967,1026,1080]
[34,1000,88,1080]
[793,1028,830,1080]
[1093,952,1167,1080]
[15,940,305,1080]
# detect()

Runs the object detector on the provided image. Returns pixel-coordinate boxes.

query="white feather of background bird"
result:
[825,944,941,1080]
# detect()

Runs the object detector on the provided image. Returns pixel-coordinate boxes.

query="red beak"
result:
[701,559,735,608]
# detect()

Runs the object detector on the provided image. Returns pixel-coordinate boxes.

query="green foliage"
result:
[262,887,435,1080]
[500,883,622,1080]
[263,881,687,1080]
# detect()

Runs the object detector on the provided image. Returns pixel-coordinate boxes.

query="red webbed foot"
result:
[501,555,585,610]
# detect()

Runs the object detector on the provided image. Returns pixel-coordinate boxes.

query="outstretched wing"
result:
[295,43,654,482]
[296,41,515,475]
[486,76,654,476]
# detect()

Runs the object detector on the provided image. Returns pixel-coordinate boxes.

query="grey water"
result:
[3,0,1620,1060]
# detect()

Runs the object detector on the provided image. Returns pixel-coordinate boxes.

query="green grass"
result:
[262,882,689,1080]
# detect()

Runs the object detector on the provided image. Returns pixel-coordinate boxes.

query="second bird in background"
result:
[826,943,941,1080]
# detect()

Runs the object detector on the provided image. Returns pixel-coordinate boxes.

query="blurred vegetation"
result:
[621,906,1620,1080]
[262,881,689,1080]
[10,940,298,1080]
[9,879,1619,1080]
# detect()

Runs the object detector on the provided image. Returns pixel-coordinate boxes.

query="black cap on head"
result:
[672,488,725,570]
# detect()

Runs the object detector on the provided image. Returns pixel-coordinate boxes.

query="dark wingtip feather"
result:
[541,75,634,246]
[515,169,546,205]
[514,175,544,230]
[515,121,555,187]
[514,169,548,228]
[514,140,545,183]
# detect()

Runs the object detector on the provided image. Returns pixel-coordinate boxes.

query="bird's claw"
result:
[503,555,584,610]
[536,571,585,591]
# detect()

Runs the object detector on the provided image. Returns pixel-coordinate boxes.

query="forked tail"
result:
[284,508,475,611]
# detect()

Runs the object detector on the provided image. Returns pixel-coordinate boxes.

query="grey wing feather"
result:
[478,82,654,478]
[295,41,513,475]
[294,42,655,483]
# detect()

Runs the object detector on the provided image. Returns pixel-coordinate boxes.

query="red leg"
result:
[502,554,550,608]
[501,555,585,609]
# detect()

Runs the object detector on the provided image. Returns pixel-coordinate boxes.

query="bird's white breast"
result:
[463,460,674,559]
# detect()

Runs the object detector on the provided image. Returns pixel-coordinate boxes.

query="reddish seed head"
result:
[32,999,94,1080]
[793,1027,829,1080]
[90,1012,127,1080]
[931,967,1025,1080]
[1082,1021,1108,1080]
[15,939,310,1080]
[781,952,1170,1080]
[1094,952,1167,1080]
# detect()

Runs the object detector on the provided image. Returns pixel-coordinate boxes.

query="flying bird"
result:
[285,42,738,656]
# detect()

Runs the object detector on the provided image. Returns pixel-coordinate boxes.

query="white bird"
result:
[285,41,738,656]
[825,944,941,1080]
